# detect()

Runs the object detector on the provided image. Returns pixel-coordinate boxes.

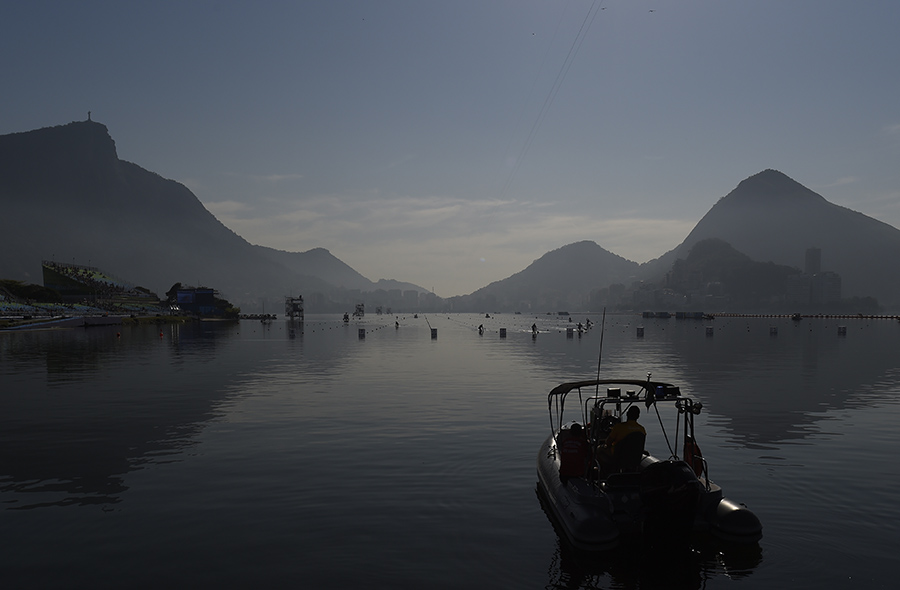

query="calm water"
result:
[1,313,898,588]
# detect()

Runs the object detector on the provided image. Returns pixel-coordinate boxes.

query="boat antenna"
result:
[594,308,606,395]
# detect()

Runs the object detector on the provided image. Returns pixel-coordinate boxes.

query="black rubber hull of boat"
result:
[536,435,619,550]
[537,434,762,548]
[701,496,763,543]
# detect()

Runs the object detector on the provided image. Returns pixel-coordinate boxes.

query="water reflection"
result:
[0,325,229,509]
[543,535,762,590]
[499,315,900,448]
[536,484,762,590]
[0,319,354,510]
[1,313,896,587]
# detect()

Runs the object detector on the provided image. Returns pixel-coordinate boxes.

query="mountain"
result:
[0,121,425,311]
[462,170,900,312]
[254,246,424,293]
[255,246,374,291]
[4,122,898,312]
[642,170,900,306]
[447,240,640,311]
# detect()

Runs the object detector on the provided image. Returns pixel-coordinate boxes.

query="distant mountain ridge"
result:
[255,246,425,293]
[645,169,900,305]
[449,241,639,311]
[3,122,899,312]
[0,121,427,310]
[449,170,900,311]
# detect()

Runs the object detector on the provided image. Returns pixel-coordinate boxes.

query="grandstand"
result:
[1,263,164,322]
[41,260,160,312]
[0,279,106,319]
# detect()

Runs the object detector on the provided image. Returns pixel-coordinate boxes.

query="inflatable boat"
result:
[536,376,762,550]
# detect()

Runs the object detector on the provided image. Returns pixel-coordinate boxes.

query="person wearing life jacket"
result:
[597,406,647,471]
[558,423,591,484]
[606,406,646,445]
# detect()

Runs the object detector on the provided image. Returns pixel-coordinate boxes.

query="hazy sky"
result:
[4,1,900,296]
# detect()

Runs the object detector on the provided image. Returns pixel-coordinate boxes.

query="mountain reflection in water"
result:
[1,314,898,588]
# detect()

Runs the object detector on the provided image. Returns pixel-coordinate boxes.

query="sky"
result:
[3,0,900,297]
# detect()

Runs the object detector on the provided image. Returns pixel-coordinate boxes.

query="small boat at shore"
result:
[537,376,762,550]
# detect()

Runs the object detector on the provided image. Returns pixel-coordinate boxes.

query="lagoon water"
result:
[1,313,898,588]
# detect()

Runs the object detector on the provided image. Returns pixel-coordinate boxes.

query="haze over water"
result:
[2,314,898,588]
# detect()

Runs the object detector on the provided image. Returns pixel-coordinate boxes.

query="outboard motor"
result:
[639,460,703,544]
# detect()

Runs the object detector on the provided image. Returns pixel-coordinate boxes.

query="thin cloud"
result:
[203,188,698,294]
[818,176,858,189]
[223,172,304,183]
[243,203,684,291]
[388,154,417,168]
[254,173,304,182]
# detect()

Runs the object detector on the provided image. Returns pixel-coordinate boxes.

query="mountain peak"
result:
[1,119,118,158]
[722,169,825,207]
[0,120,121,201]
[655,167,900,305]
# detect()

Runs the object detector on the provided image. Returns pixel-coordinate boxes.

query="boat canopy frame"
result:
[546,375,709,484]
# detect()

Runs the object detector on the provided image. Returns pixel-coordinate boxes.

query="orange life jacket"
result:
[684,437,704,477]
[559,435,591,477]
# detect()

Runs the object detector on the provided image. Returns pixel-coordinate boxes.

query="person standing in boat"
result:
[558,423,591,484]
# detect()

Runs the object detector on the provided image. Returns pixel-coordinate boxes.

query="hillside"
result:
[448,240,639,311]
[255,246,374,292]
[0,121,426,311]
[641,170,900,305]
[4,122,899,312]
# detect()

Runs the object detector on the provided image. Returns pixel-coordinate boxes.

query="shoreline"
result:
[0,315,197,331]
